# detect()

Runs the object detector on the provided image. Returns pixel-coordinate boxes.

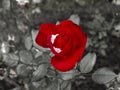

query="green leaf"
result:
[24,35,32,50]
[32,78,47,88]
[16,64,33,77]
[32,64,48,81]
[19,50,33,65]
[79,52,96,73]
[34,52,50,65]
[46,79,60,90]
[47,68,56,77]
[3,53,19,67]
[92,67,117,84]
[60,81,71,90]
[117,73,120,83]
[113,0,120,5]
[60,80,70,90]
[64,82,71,90]
[58,70,79,80]
[69,14,80,25]
[114,83,120,90]
[31,30,49,52]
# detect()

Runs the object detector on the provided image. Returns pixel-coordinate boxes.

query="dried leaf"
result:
[92,67,117,84]
[79,52,96,73]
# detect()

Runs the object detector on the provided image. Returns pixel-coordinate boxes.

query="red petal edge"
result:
[51,55,77,72]
[51,44,87,72]
[35,23,56,47]
[51,20,87,71]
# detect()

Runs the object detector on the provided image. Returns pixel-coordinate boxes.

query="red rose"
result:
[35,20,87,72]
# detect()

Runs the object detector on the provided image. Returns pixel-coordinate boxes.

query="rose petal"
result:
[51,56,76,72]
[58,20,87,47]
[53,47,61,53]
[54,33,70,49]
[35,23,56,47]
[51,47,85,72]
[59,38,72,56]
[51,34,59,44]
[70,24,87,47]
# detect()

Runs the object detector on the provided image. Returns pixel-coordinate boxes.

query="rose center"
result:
[51,34,62,53]
[50,33,72,56]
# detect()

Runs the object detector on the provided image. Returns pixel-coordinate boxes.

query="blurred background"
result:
[0,0,120,90]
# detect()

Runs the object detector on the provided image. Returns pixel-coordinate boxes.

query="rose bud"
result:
[35,20,87,72]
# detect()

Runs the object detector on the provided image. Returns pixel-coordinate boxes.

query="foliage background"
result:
[0,0,120,90]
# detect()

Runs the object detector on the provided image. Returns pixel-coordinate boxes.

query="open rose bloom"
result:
[36,20,87,72]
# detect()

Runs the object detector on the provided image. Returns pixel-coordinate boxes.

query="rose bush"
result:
[35,20,87,72]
